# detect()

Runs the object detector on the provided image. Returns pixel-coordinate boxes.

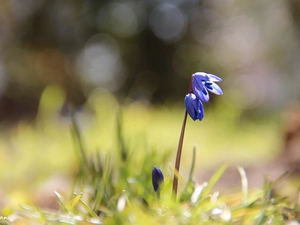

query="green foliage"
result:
[0,87,298,224]
[10,162,300,224]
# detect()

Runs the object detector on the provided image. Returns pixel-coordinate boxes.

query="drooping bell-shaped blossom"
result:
[184,93,204,121]
[192,72,223,103]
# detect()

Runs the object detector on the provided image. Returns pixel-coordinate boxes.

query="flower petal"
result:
[184,93,205,121]
[206,82,223,95]
[193,86,210,102]
[184,94,199,120]
[207,74,222,82]
[192,75,205,92]
[197,100,204,121]
[193,72,210,81]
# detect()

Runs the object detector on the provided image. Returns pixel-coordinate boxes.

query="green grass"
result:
[0,85,297,224]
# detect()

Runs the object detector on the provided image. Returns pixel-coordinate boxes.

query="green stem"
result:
[172,110,188,198]
[157,190,161,200]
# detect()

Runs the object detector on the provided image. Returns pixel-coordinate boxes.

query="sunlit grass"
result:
[0,85,295,224]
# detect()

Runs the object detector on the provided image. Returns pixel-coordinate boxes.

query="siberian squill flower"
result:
[184,93,204,121]
[152,166,164,193]
[192,72,223,103]
[173,72,223,198]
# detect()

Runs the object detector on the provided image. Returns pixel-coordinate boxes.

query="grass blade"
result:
[201,162,228,197]
[255,176,271,225]
[65,193,83,211]
[270,170,290,188]
[79,199,100,219]
[116,108,127,162]
[71,112,89,172]
[168,164,186,185]
[180,147,196,201]
[237,164,248,205]
[54,191,68,212]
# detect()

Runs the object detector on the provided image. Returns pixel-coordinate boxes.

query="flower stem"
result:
[157,190,161,199]
[172,110,188,198]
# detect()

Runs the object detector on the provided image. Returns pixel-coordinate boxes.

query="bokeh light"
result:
[0,0,298,113]
[149,3,187,42]
[97,2,146,37]
[77,34,124,92]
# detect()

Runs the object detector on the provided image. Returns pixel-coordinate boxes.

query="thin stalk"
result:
[157,190,161,200]
[172,110,188,198]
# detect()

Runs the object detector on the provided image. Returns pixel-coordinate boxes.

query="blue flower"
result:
[192,72,223,103]
[152,166,164,192]
[184,93,204,121]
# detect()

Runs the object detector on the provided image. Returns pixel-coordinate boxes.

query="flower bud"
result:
[152,166,164,192]
[184,93,204,121]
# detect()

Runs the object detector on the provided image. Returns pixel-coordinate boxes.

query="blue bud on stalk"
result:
[152,166,164,193]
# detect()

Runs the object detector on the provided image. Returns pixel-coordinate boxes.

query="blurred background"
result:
[0,0,300,210]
